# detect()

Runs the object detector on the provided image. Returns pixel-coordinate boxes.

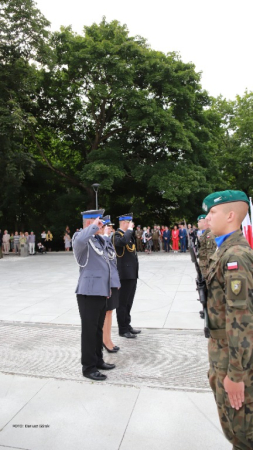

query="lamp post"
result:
[91,183,100,209]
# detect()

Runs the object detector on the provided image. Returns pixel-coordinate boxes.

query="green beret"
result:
[197,215,206,221]
[202,190,249,213]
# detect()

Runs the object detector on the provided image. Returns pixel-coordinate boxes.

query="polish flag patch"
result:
[227,262,238,270]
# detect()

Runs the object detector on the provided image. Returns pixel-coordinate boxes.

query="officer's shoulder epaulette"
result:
[115,230,124,237]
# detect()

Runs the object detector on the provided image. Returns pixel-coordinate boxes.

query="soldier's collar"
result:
[215,231,236,248]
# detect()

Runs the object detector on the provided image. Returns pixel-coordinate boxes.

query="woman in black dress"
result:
[100,218,121,353]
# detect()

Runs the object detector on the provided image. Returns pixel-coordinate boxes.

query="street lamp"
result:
[92,183,100,209]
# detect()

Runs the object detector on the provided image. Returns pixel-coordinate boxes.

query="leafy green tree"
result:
[28,18,221,224]
[212,92,253,198]
[0,0,50,229]
[0,5,225,233]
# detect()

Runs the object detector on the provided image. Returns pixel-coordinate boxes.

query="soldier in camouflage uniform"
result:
[135,225,143,252]
[197,214,217,279]
[202,190,253,450]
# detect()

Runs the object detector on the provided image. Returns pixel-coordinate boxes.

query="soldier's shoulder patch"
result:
[227,262,238,270]
[231,279,241,295]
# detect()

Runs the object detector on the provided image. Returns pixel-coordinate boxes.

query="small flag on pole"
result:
[242,209,253,249]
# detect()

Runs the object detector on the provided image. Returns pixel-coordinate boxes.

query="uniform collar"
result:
[215,231,236,248]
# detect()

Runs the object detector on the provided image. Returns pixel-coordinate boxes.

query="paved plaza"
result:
[0,253,230,450]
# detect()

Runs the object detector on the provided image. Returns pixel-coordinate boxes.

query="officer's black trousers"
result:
[116,279,137,334]
[77,294,106,372]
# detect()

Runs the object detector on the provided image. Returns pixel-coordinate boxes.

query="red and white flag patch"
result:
[227,262,238,270]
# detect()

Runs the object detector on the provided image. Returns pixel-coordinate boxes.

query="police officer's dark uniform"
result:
[112,213,140,338]
[72,209,115,381]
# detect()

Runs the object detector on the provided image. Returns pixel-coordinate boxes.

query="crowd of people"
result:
[0,227,74,258]
[0,222,201,259]
[134,223,199,253]
[0,230,37,258]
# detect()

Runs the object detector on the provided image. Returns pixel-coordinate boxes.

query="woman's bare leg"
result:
[103,311,114,350]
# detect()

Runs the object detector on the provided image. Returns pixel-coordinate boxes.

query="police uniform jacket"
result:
[112,229,139,280]
[104,235,121,289]
[72,224,111,297]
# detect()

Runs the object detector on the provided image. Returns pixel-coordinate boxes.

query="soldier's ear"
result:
[227,211,235,223]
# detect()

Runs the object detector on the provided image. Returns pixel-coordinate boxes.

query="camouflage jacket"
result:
[152,230,160,240]
[135,229,143,239]
[206,230,253,382]
[198,228,217,278]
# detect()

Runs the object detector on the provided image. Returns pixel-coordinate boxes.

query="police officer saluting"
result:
[72,209,115,381]
[202,190,253,449]
[112,213,140,338]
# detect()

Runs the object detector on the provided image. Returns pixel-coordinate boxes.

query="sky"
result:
[35,0,253,100]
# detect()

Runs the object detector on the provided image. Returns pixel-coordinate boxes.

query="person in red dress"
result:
[172,225,179,252]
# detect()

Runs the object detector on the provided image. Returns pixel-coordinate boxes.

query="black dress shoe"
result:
[119,332,137,339]
[82,370,107,381]
[103,343,118,353]
[97,362,116,370]
[113,346,120,351]
[129,327,141,334]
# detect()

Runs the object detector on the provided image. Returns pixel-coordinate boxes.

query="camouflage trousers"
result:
[208,365,253,449]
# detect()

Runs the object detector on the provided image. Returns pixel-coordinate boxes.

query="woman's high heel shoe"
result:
[103,343,118,353]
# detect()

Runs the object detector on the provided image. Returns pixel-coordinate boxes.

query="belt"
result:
[209,329,226,339]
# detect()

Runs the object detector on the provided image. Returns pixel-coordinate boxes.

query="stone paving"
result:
[0,252,231,450]
[0,322,208,391]
[0,252,202,330]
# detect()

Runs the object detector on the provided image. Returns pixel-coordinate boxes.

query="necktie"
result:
[95,235,104,246]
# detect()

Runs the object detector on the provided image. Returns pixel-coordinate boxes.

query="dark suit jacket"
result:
[163,230,171,241]
[179,228,187,239]
[112,229,139,280]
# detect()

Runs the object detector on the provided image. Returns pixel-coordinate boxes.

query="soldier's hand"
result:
[223,375,245,410]
[93,217,104,229]
[104,225,110,236]
[128,221,134,229]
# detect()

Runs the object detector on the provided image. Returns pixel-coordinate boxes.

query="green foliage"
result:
[0,0,51,229]
[212,92,253,197]
[30,18,222,224]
